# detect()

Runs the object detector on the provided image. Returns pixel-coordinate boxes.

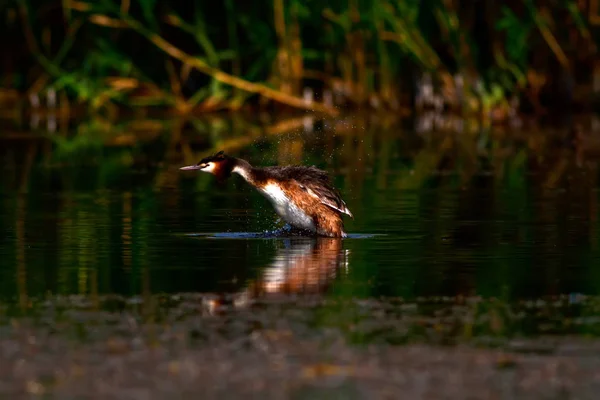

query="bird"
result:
[180,151,353,237]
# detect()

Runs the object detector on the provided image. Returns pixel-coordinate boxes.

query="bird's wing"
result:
[293,172,353,218]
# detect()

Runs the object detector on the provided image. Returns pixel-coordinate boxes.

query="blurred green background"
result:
[1,0,599,118]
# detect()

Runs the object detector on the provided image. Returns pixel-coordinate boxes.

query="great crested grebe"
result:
[180,151,353,237]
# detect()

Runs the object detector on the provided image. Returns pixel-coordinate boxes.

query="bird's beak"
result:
[180,164,206,171]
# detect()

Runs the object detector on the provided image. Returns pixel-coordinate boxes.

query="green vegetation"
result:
[1,0,598,119]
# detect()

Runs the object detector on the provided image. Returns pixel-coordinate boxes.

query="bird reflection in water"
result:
[250,237,349,296]
[207,238,350,312]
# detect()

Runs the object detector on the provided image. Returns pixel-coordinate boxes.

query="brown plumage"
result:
[180,151,353,237]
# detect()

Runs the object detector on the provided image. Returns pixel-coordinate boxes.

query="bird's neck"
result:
[231,158,259,184]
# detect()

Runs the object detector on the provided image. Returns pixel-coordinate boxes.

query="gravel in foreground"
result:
[2,293,600,399]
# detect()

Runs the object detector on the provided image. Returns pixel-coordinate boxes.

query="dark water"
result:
[2,115,600,302]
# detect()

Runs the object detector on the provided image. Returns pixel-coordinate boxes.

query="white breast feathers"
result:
[259,183,316,232]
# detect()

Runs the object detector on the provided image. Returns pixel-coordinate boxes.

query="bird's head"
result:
[179,150,235,180]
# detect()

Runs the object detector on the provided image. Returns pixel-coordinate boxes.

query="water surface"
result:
[2,114,600,301]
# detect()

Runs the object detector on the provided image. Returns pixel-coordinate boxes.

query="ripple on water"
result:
[182,232,381,240]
